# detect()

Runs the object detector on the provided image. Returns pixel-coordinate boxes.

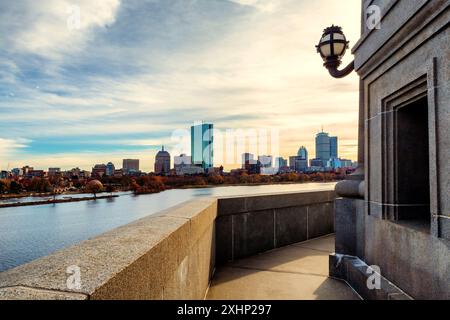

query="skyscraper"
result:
[191,123,214,169]
[315,131,331,161]
[154,146,171,175]
[330,136,338,158]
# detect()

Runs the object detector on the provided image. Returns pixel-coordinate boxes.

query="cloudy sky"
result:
[0,0,361,172]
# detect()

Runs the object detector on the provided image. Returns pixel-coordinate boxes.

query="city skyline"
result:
[2,127,354,175]
[0,0,361,172]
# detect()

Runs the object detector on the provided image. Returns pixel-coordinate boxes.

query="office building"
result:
[154,146,171,175]
[92,164,107,178]
[330,136,338,158]
[106,162,115,176]
[191,123,214,169]
[123,159,140,174]
[258,155,273,168]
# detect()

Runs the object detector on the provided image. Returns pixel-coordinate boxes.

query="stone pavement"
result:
[207,235,360,300]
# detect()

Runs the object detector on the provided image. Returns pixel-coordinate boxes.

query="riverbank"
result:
[0,195,119,208]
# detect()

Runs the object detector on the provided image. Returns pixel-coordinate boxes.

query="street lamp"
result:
[316,25,354,78]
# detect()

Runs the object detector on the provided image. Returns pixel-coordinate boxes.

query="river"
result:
[0,183,335,273]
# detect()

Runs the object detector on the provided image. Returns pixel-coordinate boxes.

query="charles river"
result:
[0,183,335,273]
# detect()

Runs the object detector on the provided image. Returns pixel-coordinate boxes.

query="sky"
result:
[0,0,361,172]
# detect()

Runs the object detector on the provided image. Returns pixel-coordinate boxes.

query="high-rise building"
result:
[330,136,338,158]
[106,162,115,176]
[123,159,140,174]
[315,131,331,161]
[191,123,214,169]
[154,146,171,175]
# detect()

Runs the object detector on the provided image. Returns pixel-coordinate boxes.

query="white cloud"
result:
[11,0,121,59]
[0,138,31,168]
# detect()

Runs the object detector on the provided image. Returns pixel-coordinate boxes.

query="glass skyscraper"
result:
[316,131,331,161]
[330,136,338,158]
[191,123,214,169]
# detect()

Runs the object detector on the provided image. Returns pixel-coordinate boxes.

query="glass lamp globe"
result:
[316,25,349,62]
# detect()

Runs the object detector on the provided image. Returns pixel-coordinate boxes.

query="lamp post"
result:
[316,25,354,78]
[316,25,363,198]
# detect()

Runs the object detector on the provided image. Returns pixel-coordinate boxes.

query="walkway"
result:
[207,235,360,300]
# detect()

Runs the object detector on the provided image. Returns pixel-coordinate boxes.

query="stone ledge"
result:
[218,189,336,216]
[0,198,218,300]
[0,286,87,300]
[329,254,413,300]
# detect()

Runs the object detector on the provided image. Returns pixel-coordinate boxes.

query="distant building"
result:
[0,171,10,179]
[312,132,339,169]
[122,159,140,174]
[174,154,202,176]
[330,136,338,158]
[48,168,61,176]
[327,158,342,170]
[242,153,255,169]
[92,164,107,178]
[247,162,261,175]
[191,123,214,169]
[176,165,204,176]
[290,146,309,172]
[290,156,308,172]
[106,162,115,176]
[258,155,273,168]
[316,131,331,161]
[29,170,45,178]
[174,154,192,167]
[275,157,288,169]
[113,169,124,178]
[310,159,325,168]
[340,159,353,168]
[11,168,23,177]
[154,146,171,175]
[298,146,308,160]
[22,166,34,177]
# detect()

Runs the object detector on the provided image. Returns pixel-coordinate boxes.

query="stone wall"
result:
[0,190,336,300]
[215,190,336,264]
[340,0,450,300]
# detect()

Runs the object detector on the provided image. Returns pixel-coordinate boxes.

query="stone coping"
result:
[217,189,336,216]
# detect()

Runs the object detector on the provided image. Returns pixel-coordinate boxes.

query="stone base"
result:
[329,254,413,300]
